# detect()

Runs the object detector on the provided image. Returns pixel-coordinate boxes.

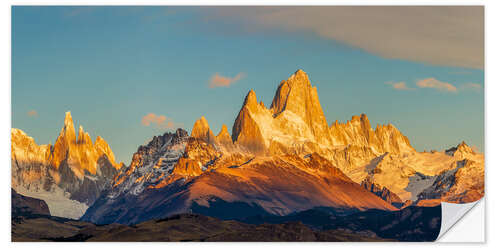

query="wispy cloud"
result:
[203,6,483,69]
[209,72,245,88]
[416,78,458,93]
[27,110,38,117]
[385,81,414,91]
[141,113,178,129]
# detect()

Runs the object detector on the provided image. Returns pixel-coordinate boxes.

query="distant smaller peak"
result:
[288,69,309,81]
[193,116,209,128]
[351,115,361,122]
[175,128,188,138]
[294,69,306,75]
[199,116,208,124]
[243,89,258,106]
[191,116,214,142]
[445,141,474,156]
[64,111,74,127]
[220,124,229,132]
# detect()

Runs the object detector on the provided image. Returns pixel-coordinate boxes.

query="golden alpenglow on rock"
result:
[77,69,483,236]
[216,124,233,146]
[270,69,333,147]
[191,116,216,144]
[11,6,485,242]
[11,112,122,219]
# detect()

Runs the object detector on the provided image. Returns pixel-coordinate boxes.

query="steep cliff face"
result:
[81,69,483,225]
[11,112,121,219]
[216,124,233,147]
[270,69,333,147]
[416,142,484,204]
[83,149,396,225]
[231,89,269,153]
[191,116,216,145]
[330,114,414,155]
[360,177,402,204]
[231,70,414,159]
[111,128,189,197]
[232,71,336,155]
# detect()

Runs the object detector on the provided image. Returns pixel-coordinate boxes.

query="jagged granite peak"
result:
[63,111,76,137]
[94,136,120,170]
[81,70,484,225]
[111,128,189,196]
[11,112,122,219]
[191,116,216,144]
[445,141,475,157]
[244,89,258,108]
[330,114,414,155]
[232,70,335,153]
[216,124,233,146]
[270,69,333,146]
[231,89,268,153]
[77,125,93,146]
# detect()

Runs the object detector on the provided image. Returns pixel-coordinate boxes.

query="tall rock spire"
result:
[49,111,121,173]
[216,124,233,146]
[269,69,333,146]
[330,114,415,154]
[232,90,268,153]
[62,111,76,144]
[12,112,122,218]
[191,116,216,144]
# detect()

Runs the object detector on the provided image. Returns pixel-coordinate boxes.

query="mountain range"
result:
[11,70,484,240]
[11,112,122,218]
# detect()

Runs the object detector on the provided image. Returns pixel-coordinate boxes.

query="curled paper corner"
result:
[436,198,484,242]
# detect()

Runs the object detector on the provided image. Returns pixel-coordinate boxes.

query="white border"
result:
[2,0,497,248]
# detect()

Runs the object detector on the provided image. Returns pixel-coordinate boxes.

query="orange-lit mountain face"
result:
[11,112,122,219]
[82,70,483,225]
[226,70,482,204]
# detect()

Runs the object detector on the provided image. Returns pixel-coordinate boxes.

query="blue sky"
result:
[12,6,484,164]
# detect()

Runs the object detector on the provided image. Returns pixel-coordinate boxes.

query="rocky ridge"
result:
[11,112,121,219]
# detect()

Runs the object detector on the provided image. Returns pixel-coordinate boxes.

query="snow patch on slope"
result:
[14,185,88,219]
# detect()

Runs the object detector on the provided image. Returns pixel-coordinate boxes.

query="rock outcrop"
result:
[216,124,233,147]
[361,177,402,204]
[12,188,50,216]
[191,116,216,144]
[11,112,121,219]
[111,128,189,196]
[330,114,414,155]
[81,70,483,226]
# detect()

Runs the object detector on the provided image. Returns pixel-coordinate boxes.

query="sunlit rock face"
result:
[215,124,233,148]
[416,143,484,204]
[270,69,334,147]
[11,112,121,219]
[82,69,483,225]
[361,177,402,204]
[330,115,415,155]
[110,128,189,197]
[191,116,216,145]
[232,70,335,155]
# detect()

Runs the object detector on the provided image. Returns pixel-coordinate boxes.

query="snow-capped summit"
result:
[110,128,189,197]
